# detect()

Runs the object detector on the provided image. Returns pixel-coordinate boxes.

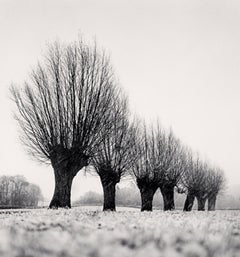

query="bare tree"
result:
[10,175,29,206]
[156,130,186,211]
[90,94,137,211]
[181,152,226,212]
[11,39,118,208]
[131,123,164,211]
[132,123,185,211]
[26,183,43,207]
[182,153,209,211]
[0,176,11,205]
[0,175,43,207]
[207,167,225,211]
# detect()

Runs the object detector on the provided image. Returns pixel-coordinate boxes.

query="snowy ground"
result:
[0,207,239,257]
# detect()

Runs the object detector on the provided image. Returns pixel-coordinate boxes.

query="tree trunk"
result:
[196,196,207,211]
[183,193,195,211]
[136,178,158,212]
[160,185,175,211]
[208,195,217,211]
[49,152,88,209]
[49,169,74,209]
[101,180,117,211]
[139,187,157,211]
[99,171,119,211]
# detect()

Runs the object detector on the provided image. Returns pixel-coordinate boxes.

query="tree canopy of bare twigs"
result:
[131,123,167,211]
[11,39,119,208]
[206,167,226,211]
[154,129,186,211]
[131,122,187,211]
[180,152,225,211]
[90,93,138,211]
[10,37,226,212]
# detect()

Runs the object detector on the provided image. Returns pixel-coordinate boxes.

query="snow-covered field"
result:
[0,207,239,257]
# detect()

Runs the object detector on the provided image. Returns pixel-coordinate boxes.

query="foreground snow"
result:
[0,207,239,257]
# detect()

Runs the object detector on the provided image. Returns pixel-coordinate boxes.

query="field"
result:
[0,207,239,257]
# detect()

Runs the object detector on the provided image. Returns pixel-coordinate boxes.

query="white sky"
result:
[0,0,240,200]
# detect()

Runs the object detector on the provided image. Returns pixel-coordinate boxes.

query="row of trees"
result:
[75,182,235,210]
[182,154,225,212]
[11,37,225,211]
[130,124,225,211]
[0,175,43,207]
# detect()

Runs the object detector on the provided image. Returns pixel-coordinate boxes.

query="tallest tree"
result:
[11,39,119,208]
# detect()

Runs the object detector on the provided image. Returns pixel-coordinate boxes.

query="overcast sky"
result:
[0,0,240,200]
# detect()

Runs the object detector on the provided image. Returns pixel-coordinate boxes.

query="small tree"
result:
[207,168,225,211]
[26,183,43,207]
[10,175,29,206]
[90,94,137,211]
[156,130,186,211]
[0,176,11,205]
[11,39,118,208]
[182,154,209,211]
[131,123,163,211]
[181,153,226,212]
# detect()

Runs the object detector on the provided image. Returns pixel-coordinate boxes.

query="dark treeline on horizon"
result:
[0,175,43,208]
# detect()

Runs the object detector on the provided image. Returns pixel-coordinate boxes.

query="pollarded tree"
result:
[182,153,209,211]
[194,162,210,211]
[207,167,225,211]
[156,130,186,211]
[131,123,164,211]
[90,93,137,211]
[181,153,225,211]
[194,163,225,211]
[195,178,209,210]
[11,39,119,208]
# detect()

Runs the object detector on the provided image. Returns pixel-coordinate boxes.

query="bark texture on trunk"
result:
[183,193,195,211]
[160,185,175,211]
[49,149,88,209]
[208,195,217,211]
[140,188,157,211]
[49,170,74,209]
[137,178,158,212]
[99,170,120,211]
[196,196,207,211]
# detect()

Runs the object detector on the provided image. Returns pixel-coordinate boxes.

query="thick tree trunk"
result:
[208,195,217,211]
[99,170,119,211]
[49,170,74,209]
[196,196,207,211]
[160,185,175,211]
[183,193,195,211]
[137,178,158,211]
[101,180,117,211]
[49,151,89,209]
[140,188,158,211]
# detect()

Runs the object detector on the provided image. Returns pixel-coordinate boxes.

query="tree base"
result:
[208,195,217,211]
[49,174,73,209]
[160,185,175,211]
[49,152,89,209]
[183,194,195,211]
[102,182,117,211]
[196,196,207,211]
[137,179,158,212]
[99,171,119,212]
